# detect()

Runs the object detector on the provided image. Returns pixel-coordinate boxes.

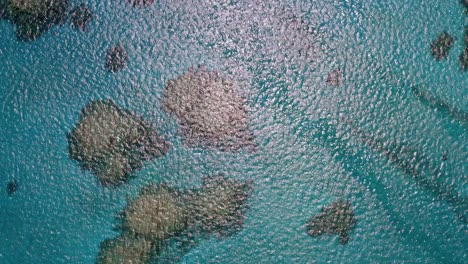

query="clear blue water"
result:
[0,0,467,263]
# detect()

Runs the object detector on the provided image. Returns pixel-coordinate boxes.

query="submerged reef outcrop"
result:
[97,235,154,264]
[460,27,468,71]
[430,32,456,60]
[187,176,253,237]
[105,45,129,72]
[460,48,468,71]
[306,200,357,244]
[325,69,343,87]
[127,0,154,7]
[462,0,468,14]
[70,3,93,32]
[67,100,169,186]
[101,176,253,263]
[6,180,18,195]
[123,184,188,242]
[2,0,68,41]
[162,66,256,151]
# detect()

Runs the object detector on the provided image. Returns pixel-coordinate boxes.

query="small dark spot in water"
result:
[127,0,155,7]
[442,151,448,161]
[459,48,468,71]
[326,68,344,87]
[105,45,129,72]
[461,27,468,71]
[7,180,18,195]
[464,26,468,46]
[70,3,93,32]
[431,32,456,60]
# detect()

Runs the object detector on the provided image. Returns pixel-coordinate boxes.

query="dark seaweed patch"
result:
[105,45,129,72]
[70,3,93,32]
[430,32,456,60]
[6,180,18,195]
[306,200,357,244]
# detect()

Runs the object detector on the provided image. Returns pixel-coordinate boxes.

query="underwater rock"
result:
[462,0,468,14]
[464,26,468,46]
[187,176,253,237]
[123,184,187,241]
[0,0,7,19]
[306,200,356,244]
[461,27,468,71]
[325,69,343,87]
[6,180,18,195]
[442,151,448,161]
[162,66,256,151]
[127,0,154,7]
[67,99,169,186]
[105,45,129,72]
[460,48,468,71]
[430,32,456,60]
[97,235,154,264]
[70,3,93,32]
[4,0,68,41]
[100,177,253,263]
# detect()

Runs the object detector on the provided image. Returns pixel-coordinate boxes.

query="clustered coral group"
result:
[67,99,169,186]
[62,62,260,261]
[97,176,252,264]
[430,2,468,71]
[162,66,256,152]
[0,0,69,41]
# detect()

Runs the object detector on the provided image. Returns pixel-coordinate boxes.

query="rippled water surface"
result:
[1,0,467,263]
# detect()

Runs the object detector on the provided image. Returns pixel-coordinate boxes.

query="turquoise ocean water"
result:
[0,0,467,263]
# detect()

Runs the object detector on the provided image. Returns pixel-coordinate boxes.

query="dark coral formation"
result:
[127,0,155,7]
[460,48,468,72]
[67,100,169,186]
[6,180,18,195]
[460,27,468,71]
[97,235,154,264]
[306,200,357,244]
[1,0,68,41]
[430,32,456,60]
[100,176,252,263]
[162,66,256,151]
[187,176,253,237]
[465,26,468,46]
[462,0,468,14]
[0,0,8,19]
[122,184,188,242]
[70,3,93,32]
[325,69,343,87]
[105,45,129,72]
